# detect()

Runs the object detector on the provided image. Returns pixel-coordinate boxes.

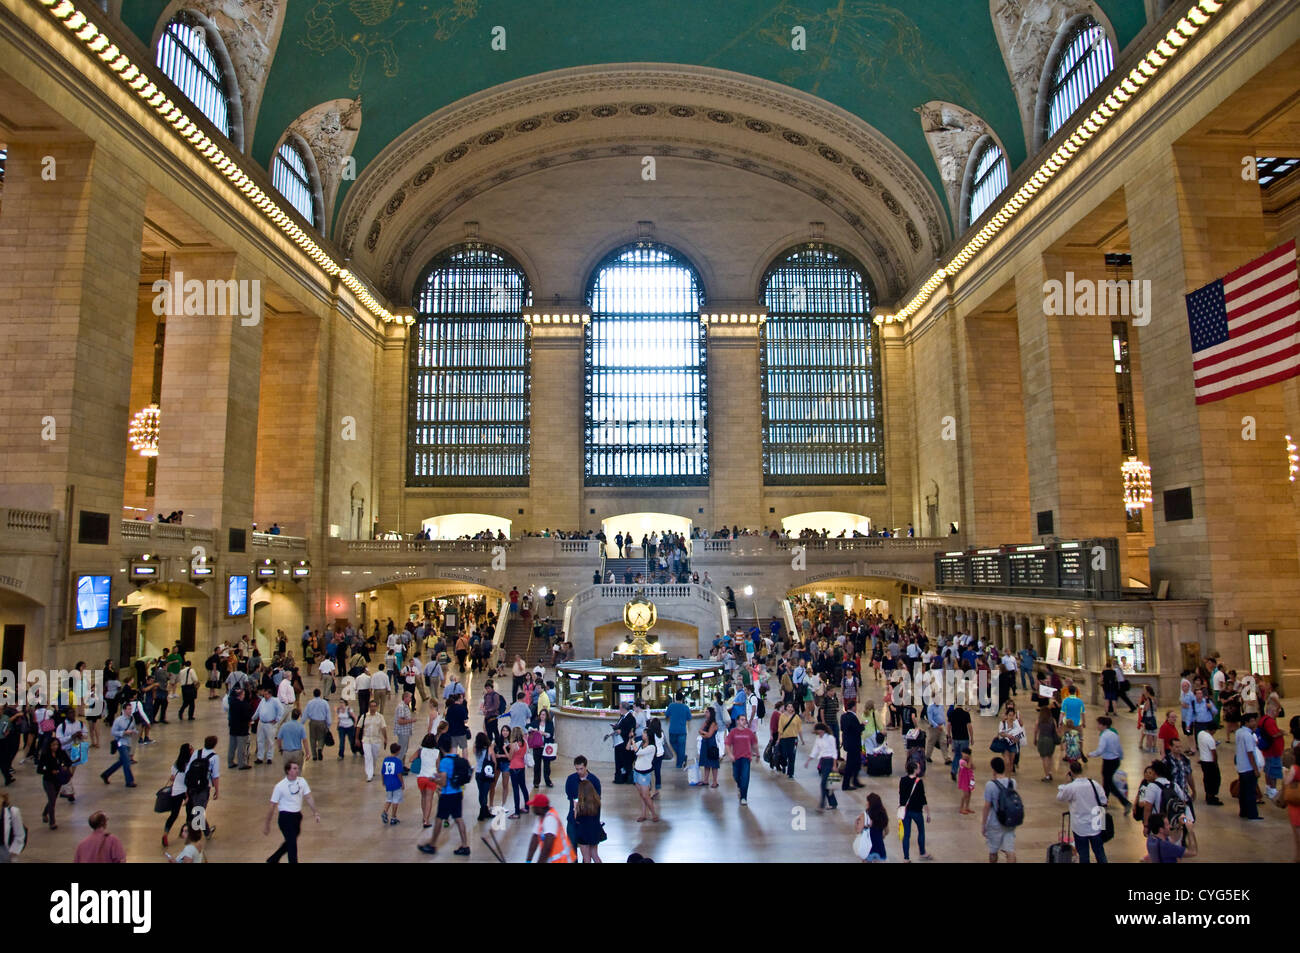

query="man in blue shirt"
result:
[276,709,307,770]
[1016,647,1037,690]
[1060,686,1085,729]
[302,689,332,761]
[380,743,404,825]
[663,692,692,769]
[419,736,470,856]
[1233,713,1264,820]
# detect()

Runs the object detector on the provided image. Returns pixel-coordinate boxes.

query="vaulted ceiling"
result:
[117,0,1152,298]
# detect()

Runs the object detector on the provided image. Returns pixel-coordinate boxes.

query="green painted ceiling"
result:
[121,1,1148,229]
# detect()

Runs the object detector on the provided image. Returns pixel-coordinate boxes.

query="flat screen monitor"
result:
[227,575,249,617]
[74,575,111,631]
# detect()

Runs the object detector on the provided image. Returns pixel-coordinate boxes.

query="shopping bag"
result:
[687,762,702,786]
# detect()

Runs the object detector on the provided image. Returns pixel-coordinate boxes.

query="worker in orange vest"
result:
[523,793,574,864]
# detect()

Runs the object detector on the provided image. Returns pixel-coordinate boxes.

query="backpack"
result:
[450,755,473,788]
[993,779,1025,827]
[497,693,507,717]
[0,714,10,740]
[185,751,215,791]
[1154,778,1186,825]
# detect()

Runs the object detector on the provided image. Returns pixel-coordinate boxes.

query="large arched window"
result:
[271,138,320,228]
[1043,16,1115,141]
[408,244,532,486]
[964,137,1009,228]
[156,12,238,144]
[761,244,883,484]
[585,243,707,486]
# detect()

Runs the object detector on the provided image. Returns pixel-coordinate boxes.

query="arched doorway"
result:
[781,511,872,538]
[420,513,512,539]
[600,512,693,557]
[251,581,307,658]
[119,582,211,662]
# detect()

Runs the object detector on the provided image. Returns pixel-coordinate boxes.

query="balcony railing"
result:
[119,519,214,546]
[250,532,307,552]
[698,537,951,555]
[5,508,55,534]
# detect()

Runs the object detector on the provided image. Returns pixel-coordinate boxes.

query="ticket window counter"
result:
[1106,625,1149,675]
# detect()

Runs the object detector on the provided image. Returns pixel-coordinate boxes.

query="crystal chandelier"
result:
[129,404,161,457]
[1288,435,1298,483]
[1122,456,1152,512]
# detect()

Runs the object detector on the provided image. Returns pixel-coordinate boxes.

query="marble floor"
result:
[7,668,1295,863]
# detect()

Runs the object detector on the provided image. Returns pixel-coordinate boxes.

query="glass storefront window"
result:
[1106,624,1147,673]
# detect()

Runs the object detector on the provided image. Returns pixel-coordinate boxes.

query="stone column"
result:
[1126,139,1300,692]
[529,325,584,531]
[707,324,763,529]
[152,252,264,535]
[0,141,145,666]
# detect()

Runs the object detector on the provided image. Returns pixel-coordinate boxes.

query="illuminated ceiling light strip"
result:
[30,0,400,321]
[874,0,1228,326]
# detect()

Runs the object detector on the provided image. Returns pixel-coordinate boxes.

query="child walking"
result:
[957,749,975,814]
[380,743,404,825]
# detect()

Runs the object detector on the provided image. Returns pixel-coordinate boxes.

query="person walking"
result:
[1232,713,1265,820]
[36,736,72,829]
[251,689,283,766]
[1056,760,1109,863]
[1090,716,1131,815]
[530,709,556,789]
[1196,726,1224,805]
[982,756,1019,863]
[335,700,357,760]
[698,709,721,789]
[853,791,889,862]
[898,761,932,862]
[776,703,802,780]
[418,735,470,856]
[161,743,192,847]
[183,735,220,841]
[629,728,660,822]
[805,722,840,813]
[1034,706,1060,782]
[724,714,759,805]
[177,660,199,721]
[226,686,253,770]
[302,689,331,761]
[564,756,603,862]
[264,761,320,863]
[840,701,864,790]
[506,727,530,818]
[358,700,388,782]
[523,792,574,863]
[393,692,416,763]
[99,705,137,787]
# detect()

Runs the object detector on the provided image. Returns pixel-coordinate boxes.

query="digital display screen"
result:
[74,575,111,631]
[227,575,249,617]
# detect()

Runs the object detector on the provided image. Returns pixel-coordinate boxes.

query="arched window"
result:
[271,138,319,227]
[408,244,532,486]
[964,138,1009,228]
[156,12,236,142]
[585,243,707,486]
[760,244,883,484]
[1043,16,1115,141]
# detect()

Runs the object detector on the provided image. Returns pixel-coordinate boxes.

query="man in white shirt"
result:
[1056,760,1109,863]
[264,761,319,863]
[355,669,372,713]
[1210,663,1226,702]
[1196,728,1223,805]
[276,672,295,719]
[317,656,336,696]
[370,667,390,712]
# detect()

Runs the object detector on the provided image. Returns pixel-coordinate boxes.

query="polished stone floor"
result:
[8,667,1294,863]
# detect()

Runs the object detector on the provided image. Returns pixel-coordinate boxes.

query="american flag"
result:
[1186,240,1300,404]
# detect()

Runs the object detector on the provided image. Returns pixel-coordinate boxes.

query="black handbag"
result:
[1090,781,1116,842]
[153,785,174,814]
[324,729,336,747]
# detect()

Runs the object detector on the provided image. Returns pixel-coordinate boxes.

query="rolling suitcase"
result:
[1046,811,1074,863]
[865,752,893,776]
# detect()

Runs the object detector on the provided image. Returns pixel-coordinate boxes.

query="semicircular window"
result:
[585,243,707,486]
[271,140,317,227]
[156,12,233,140]
[1045,16,1115,140]
[408,245,532,486]
[966,139,1009,227]
[761,244,883,485]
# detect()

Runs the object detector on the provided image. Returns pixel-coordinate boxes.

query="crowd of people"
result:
[3,590,1297,865]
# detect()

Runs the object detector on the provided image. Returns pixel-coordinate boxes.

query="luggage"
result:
[1046,812,1074,863]
[866,752,893,777]
[904,728,926,750]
